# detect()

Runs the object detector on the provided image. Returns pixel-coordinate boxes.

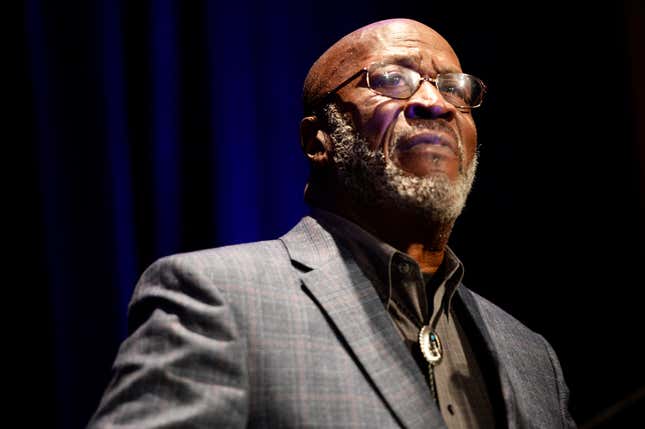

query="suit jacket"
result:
[89,216,575,428]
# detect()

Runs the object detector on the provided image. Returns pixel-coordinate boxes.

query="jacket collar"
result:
[457,287,520,428]
[280,216,446,429]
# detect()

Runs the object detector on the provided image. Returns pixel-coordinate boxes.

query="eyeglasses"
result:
[319,62,487,110]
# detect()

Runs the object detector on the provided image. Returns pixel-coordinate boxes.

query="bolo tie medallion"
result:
[419,325,443,366]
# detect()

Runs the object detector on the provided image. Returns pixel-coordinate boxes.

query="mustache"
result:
[392,120,463,159]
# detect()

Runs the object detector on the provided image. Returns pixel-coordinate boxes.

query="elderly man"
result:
[89,18,575,428]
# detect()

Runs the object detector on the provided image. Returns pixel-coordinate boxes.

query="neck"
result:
[404,242,450,274]
[317,194,455,274]
[363,210,454,274]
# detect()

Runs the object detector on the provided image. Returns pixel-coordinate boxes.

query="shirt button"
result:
[398,262,411,274]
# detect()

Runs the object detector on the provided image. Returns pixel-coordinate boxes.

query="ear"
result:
[300,116,331,167]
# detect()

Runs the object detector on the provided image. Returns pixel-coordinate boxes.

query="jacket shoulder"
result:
[157,239,291,276]
[131,240,297,304]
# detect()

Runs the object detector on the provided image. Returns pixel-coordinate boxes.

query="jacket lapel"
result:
[281,217,445,429]
[457,288,520,429]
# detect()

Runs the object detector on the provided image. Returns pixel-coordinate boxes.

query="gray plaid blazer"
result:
[89,216,575,428]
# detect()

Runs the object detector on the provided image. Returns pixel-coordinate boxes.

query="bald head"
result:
[299,17,479,232]
[303,19,458,115]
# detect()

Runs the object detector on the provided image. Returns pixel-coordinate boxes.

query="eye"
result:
[437,74,472,106]
[368,64,416,98]
[371,71,406,89]
[437,73,486,108]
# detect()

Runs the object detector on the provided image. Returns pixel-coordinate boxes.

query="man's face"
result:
[321,21,479,222]
[330,21,478,183]
[324,103,477,224]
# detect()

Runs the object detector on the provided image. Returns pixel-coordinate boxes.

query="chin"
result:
[380,161,468,224]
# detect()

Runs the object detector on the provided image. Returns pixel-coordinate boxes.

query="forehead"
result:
[351,22,461,72]
[303,20,463,109]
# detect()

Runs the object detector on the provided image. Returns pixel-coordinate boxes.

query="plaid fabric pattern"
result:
[88,216,575,428]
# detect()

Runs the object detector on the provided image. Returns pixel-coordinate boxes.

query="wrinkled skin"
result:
[301,19,479,273]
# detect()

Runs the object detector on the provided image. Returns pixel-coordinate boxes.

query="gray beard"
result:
[322,103,478,225]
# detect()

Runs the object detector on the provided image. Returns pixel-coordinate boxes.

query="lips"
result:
[395,131,459,158]
[386,121,463,178]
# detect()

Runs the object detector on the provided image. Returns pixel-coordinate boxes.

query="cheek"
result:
[354,99,403,151]
[459,116,478,163]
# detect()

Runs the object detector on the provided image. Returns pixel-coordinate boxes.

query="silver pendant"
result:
[419,325,442,366]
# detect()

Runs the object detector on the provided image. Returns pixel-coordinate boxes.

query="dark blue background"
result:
[16,0,644,427]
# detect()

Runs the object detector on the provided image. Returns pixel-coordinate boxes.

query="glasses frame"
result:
[316,63,487,110]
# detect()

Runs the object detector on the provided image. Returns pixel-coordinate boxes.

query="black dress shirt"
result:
[313,209,497,428]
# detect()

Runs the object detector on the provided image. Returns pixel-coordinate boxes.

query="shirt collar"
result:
[311,208,464,322]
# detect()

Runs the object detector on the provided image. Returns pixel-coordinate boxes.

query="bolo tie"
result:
[419,324,443,403]
[388,260,444,403]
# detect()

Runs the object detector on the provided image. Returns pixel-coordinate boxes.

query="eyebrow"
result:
[379,55,421,69]
[378,55,461,75]
[430,57,461,74]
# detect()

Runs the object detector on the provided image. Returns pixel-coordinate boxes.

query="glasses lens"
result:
[367,64,418,99]
[437,73,485,108]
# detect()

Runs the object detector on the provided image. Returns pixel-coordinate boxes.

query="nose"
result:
[403,79,454,120]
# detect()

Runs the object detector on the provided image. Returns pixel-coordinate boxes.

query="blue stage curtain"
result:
[23,0,362,426]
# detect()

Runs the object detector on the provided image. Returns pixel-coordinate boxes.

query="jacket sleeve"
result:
[87,255,249,428]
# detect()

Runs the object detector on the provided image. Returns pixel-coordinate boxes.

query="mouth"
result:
[394,131,459,159]
[389,125,463,178]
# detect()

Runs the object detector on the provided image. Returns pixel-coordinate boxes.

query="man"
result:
[89,18,575,428]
